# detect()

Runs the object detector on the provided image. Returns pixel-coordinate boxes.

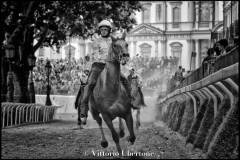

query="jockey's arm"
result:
[137,75,143,88]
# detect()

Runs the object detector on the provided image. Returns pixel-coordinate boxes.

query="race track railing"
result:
[1,103,61,128]
[157,62,238,159]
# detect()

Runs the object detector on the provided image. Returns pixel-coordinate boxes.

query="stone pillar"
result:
[88,42,92,55]
[160,39,167,57]
[187,39,192,71]
[83,43,86,58]
[154,40,159,57]
[79,43,86,58]
[189,2,194,28]
[195,2,199,30]
[133,41,137,57]
[77,42,81,59]
[86,42,91,56]
[195,39,200,68]
[209,2,213,29]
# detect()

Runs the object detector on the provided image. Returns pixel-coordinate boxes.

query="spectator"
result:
[218,39,228,56]
[174,66,183,86]
[202,48,216,76]
[213,42,222,56]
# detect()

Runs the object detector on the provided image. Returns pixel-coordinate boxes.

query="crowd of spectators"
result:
[33,58,89,95]
[128,55,179,75]
[166,38,238,94]
[127,55,179,89]
[33,55,180,95]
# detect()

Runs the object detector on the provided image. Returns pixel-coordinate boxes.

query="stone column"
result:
[88,42,92,55]
[189,2,194,28]
[79,43,86,58]
[154,40,159,57]
[160,39,167,57]
[83,43,86,58]
[195,39,200,68]
[133,41,137,57]
[187,39,192,71]
[86,42,92,56]
[195,2,199,30]
[209,2,213,29]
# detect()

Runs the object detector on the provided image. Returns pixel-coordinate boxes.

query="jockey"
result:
[80,70,89,85]
[80,19,133,123]
[127,67,144,105]
[127,68,142,88]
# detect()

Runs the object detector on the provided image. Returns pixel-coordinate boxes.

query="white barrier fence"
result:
[36,95,76,113]
[1,103,61,128]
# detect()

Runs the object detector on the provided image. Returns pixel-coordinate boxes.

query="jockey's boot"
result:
[80,84,94,125]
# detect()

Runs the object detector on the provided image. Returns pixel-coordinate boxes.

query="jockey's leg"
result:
[120,75,134,101]
[80,63,105,119]
[138,87,145,105]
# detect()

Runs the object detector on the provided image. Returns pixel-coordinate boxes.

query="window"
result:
[172,7,180,28]
[156,4,162,22]
[139,43,152,57]
[142,4,151,23]
[170,42,182,66]
[199,2,210,27]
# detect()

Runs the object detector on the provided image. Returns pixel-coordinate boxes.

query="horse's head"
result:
[109,31,129,65]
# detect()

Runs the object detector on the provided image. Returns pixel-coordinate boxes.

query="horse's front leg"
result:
[90,104,108,148]
[102,114,122,156]
[77,107,83,129]
[119,117,125,138]
[124,109,136,145]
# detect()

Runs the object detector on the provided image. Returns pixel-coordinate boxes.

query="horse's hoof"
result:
[81,118,87,125]
[119,130,125,138]
[136,122,141,129]
[127,136,136,145]
[101,141,108,148]
[79,125,84,129]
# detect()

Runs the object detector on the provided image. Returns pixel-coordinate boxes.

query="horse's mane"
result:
[107,38,125,63]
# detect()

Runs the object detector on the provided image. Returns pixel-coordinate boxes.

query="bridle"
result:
[106,41,129,63]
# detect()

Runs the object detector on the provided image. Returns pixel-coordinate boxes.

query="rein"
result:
[106,42,128,63]
[106,43,120,63]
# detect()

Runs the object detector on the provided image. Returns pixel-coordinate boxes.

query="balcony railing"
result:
[178,45,239,89]
[143,21,222,31]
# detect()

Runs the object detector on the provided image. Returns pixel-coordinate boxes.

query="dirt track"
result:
[1,95,205,159]
[1,119,205,159]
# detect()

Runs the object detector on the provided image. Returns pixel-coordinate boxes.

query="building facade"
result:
[35,1,224,71]
[223,1,239,44]
[126,1,223,71]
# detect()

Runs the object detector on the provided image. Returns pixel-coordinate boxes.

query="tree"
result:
[1,1,142,103]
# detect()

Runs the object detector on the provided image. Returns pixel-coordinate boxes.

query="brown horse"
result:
[118,77,146,133]
[130,78,146,129]
[87,32,137,156]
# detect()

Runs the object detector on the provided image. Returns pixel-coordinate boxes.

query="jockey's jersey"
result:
[82,61,91,71]
[91,36,112,63]
[80,72,88,84]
